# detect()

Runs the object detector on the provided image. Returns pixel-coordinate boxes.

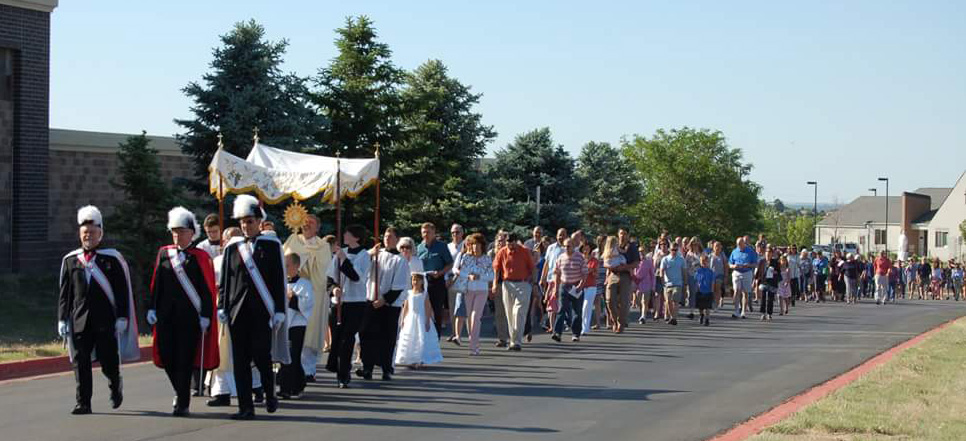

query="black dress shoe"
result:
[305,375,316,383]
[71,404,92,415]
[172,406,190,417]
[109,380,123,409]
[230,409,255,420]
[265,397,278,413]
[206,394,231,407]
[355,368,372,380]
[382,372,392,381]
[252,387,264,404]
[337,382,349,389]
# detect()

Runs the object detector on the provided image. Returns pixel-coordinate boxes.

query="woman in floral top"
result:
[453,233,495,355]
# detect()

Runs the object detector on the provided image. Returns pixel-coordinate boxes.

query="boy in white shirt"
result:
[278,253,314,399]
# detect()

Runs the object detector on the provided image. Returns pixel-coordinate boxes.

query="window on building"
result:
[874,229,887,245]
[935,231,948,248]
[0,49,12,102]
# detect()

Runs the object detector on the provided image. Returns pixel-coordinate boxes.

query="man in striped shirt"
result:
[552,238,588,342]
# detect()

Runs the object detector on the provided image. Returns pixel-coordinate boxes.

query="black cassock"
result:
[149,245,214,410]
[219,235,285,414]
[59,249,130,408]
[359,249,410,376]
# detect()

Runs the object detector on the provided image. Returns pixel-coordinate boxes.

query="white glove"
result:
[200,317,211,331]
[58,320,69,337]
[146,310,157,325]
[115,318,128,333]
[217,309,228,324]
[272,312,286,329]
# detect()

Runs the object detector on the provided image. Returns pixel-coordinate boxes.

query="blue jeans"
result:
[553,283,583,337]
[688,275,698,309]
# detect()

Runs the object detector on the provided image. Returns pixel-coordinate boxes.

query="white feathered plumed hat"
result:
[77,205,103,230]
[232,194,265,220]
[167,206,201,240]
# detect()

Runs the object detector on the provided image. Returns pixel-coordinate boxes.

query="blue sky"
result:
[50,1,965,205]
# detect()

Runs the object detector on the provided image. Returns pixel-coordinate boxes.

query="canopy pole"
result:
[373,144,381,302]
[335,152,343,325]
[216,133,225,232]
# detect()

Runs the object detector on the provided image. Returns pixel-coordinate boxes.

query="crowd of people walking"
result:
[57,201,965,419]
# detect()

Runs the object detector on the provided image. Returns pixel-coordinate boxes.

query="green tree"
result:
[108,132,174,321]
[488,128,582,232]
[773,198,786,213]
[311,16,405,227]
[575,141,641,236]
[622,127,762,241]
[175,20,321,188]
[390,59,498,234]
[786,215,816,248]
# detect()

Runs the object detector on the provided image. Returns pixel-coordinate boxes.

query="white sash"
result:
[77,252,116,309]
[167,248,203,314]
[237,241,275,324]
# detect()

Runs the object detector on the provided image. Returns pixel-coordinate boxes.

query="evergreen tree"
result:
[575,141,641,236]
[108,132,173,320]
[390,59,498,234]
[311,16,405,227]
[488,128,582,233]
[175,20,322,188]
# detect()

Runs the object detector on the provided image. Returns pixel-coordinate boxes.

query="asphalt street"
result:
[2,299,964,441]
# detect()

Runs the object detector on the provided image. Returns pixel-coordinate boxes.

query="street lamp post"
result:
[807,181,818,244]
[869,188,877,197]
[878,177,889,253]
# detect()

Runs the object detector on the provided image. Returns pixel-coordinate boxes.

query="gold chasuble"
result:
[283,234,332,351]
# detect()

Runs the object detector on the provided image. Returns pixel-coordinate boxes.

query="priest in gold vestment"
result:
[283,214,332,380]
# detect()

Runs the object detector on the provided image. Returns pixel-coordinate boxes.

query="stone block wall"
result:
[47,147,197,254]
[0,4,52,272]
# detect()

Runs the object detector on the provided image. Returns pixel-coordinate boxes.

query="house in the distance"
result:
[921,172,966,262]
[815,187,951,257]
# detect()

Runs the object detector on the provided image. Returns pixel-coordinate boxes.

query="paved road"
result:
[2,300,964,441]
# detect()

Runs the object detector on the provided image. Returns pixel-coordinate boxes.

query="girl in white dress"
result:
[395,273,444,368]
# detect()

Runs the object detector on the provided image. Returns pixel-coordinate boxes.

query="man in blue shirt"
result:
[728,237,758,319]
[659,243,687,325]
[417,222,453,337]
[813,253,829,302]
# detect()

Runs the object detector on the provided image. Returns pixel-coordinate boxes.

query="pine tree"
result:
[487,128,583,234]
[175,19,322,188]
[576,141,640,237]
[390,59,498,234]
[108,132,173,318]
[311,16,405,227]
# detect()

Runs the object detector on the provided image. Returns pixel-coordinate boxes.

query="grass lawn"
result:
[0,274,61,363]
[751,318,966,441]
[0,274,150,363]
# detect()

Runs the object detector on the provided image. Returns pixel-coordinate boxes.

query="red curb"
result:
[707,317,961,441]
[0,346,152,382]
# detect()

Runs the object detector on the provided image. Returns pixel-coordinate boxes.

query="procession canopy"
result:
[208,143,380,204]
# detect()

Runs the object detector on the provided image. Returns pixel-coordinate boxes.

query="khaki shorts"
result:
[664,285,684,303]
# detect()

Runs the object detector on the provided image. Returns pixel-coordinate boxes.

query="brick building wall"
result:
[901,193,931,257]
[0,2,55,272]
[46,129,198,258]
[0,100,11,271]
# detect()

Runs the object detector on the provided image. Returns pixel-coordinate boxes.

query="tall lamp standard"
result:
[807,181,818,244]
[878,177,889,253]
[868,188,877,197]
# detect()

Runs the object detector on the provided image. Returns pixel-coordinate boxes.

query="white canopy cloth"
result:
[208,143,379,204]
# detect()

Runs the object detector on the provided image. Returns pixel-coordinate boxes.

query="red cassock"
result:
[148,245,220,370]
